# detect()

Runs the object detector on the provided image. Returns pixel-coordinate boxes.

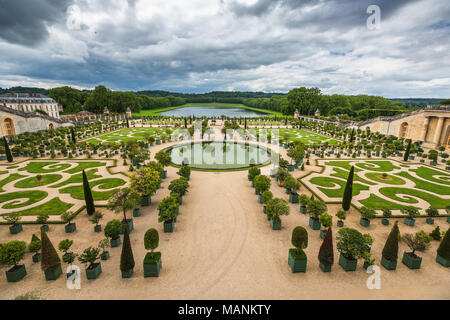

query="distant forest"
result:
[1,86,448,121]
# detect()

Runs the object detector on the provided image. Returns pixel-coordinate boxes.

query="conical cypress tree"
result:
[82,170,95,215]
[349,128,355,142]
[120,226,135,273]
[184,117,187,128]
[382,221,399,262]
[403,139,412,162]
[318,227,334,266]
[40,229,61,272]
[126,118,130,128]
[244,118,247,129]
[342,166,354,211]
[437,226,450,260]
[3,136,13,162]
[70,127,76,143]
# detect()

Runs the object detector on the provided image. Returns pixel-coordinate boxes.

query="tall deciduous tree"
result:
[82,170,95,215]
[342,166,354,211]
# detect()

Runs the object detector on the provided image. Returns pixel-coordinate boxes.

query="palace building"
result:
[0,93,62,119]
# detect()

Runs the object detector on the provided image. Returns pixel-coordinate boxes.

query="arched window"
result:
[399,122,409,138]
[4,118,15,135]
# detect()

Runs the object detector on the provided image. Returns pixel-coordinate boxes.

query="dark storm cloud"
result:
[0,0,73,46]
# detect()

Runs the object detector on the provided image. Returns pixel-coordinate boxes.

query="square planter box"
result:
[337,220,344,227]
[101,251,110,260]
[447,216,450,223]
[121,219,134,234]
[270,218,281,230]
[363,262,374,270]
[44,264,62,280]
[164,221,175,233]
[143,252,162,277]
[110,237,121,247]
[121,268,134,278]
[339,254,357,271]
[381,218,389,226]
[161,171,167,179]
[9,224,23,234]
[289,193,299,203]
[404,217,415,226]
[300,206,307,214]
[436,254,450,267]
[402,252,422,270]
[133,208,141,217]
[258,195,263,204]
[288,249,307,273]
[426,217,434,225]
[65,223,76,233]
[32,253,41,263]
[94,225,102,232]
[40,225,49,232]
[360,218,370,227]
[287,165,295,171]
[309,217,321,230]
[141,196,151,206]
[86,262,102,279]
[6,265,27,282]
[381,256,397,270]
[319,229,326,239]
[319,262,332,272]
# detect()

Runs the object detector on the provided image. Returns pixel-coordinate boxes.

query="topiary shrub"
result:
[120,226,135,273]
[40,229,61,272]
[318,227,334,267]
[382,222,399,262]
[291,226,308,255]
[144,228,159,259]
[437,226,450,261]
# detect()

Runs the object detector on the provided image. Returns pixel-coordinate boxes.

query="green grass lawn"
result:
[309,176,370,197]
[14,174,63,188]
[365,172,406,185]
[410,166,450,185]
[379,187,449,208]
[19,161,71,173]
[0,190,48,209]
[59,177,126,200]
[50,169,102,188]
[396,171,450,195]
[0,198,74,217]
[0,173,27,192]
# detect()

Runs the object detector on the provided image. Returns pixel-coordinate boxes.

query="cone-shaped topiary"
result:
[120,226,135,272]
[382,221,399,262]
[342,166,354,211]
[318,227,334,267]
[82,170,95,216]
[437,226,450,260]
[70,127,76,143]
[40,229,61,272]
[403,139,412,162]
[3,137,13,162]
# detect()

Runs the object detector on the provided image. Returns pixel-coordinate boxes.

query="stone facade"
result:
[0,105,73,137]
[347,105,450,150]
[0,93,62,119]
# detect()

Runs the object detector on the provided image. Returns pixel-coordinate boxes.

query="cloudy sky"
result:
[0,0,449,97]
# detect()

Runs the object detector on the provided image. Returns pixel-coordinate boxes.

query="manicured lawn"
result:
[359,194,418,210]
[0,173,27,192]
[331,167,376,186]
[59,177,126,200]
[410,166,450,185]
[365,172,406,185]
[1,198,74,217]
[50,169,102,188]
[14,174,63,188]
[309,176,369,197]
[355,160,400,172]
[19,161,71,173]
[64,161,106,174]
[379,187,449,208]
[0,190,48,209]
[396,171,450,195]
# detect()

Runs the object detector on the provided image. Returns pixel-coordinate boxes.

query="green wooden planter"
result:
[337,220,344,227]
[133,208,141,217]
[289,193,299,203]
[162,170,167,179]
[425,218,434,225]
[6,265,27,282]
[164,221,175,232]
[141,195,151,206]
[402,252,422,269]
[110,237,121,247]
[40,225,49,232]
[121,268,133,278]
[94,225,102,232]
[287,165,294,172]
[86,263,102,279]
[65,223,76,233]
[143,252,162,277]
[270,218,281,230]
[32,253,41,263]
[319,229,326,239]
[339,254,357,271]
[309,217,321,230]
[447,216,450,223]
[120,219,134,234]
[436,254,450,267]
[360,218,370,227]
[251,180,255,188]
[404,217,415,226]
[288,249,307,273]
[381,256,397,270]
[381,218,389,226]
[9,224,23,234]
[319,262,332,272]
[44,264,62,280]
[285,188,291,195]
[101,251,110,260]
[363,262,374,270]
[300,206,307,214]
[258,195,263,203]
[263,205,266,214]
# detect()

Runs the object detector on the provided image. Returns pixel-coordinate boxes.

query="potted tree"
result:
[99,238,111,260]
[78,247,102,279]
[58,239,75,267]
[319,213,332,239]
[168,177,189,204]
[336,227,367,271]
[129,167,161,206]
[381,222,400,270]
[120,227,135,278]
[402,231,431,269]
[318,227,334,272]
[29,234,41,263]
[261,190,273,214]
[155,150,171,179]
[248,166,261,185]
[0,240,27,282]
[158,195,179,232]
[254,175,271,200]
[104,219,122,247]
[362,252,376,270]
[89,211,104,232]
[307,199,327,230]
[177,164,191,181]
[288,226,308,273]
[284,176,301,203]
[381,209,392,225]
[359,206,376,227]
[61,211,77,233]
[4,212,22,234]
[266,198,290,230]
[425,207,439,225]
[143,228,162,277]
[36,214,50,232]
[336,210,346,227]
[107,187,141,234]
[436,226,450,267]
[40,229,62,280]
[401,206,419,226]
[299,194,309,214]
